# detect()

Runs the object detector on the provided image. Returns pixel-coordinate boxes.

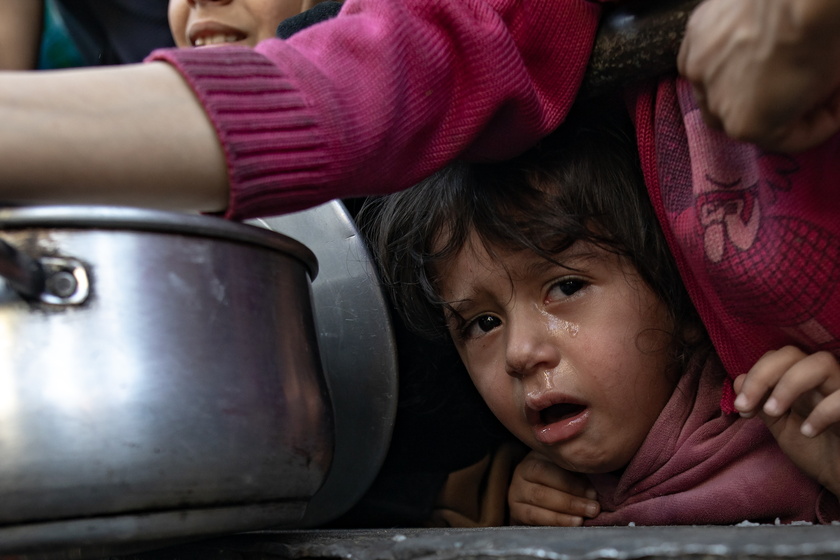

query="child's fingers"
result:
[508,487,600,526]
[760,351,840,418]
[734,347,806,416]
[517,453,594,499]
[800,389,840,438]
[514,484,599,518]
[509,503,587,527]
[508,452,600,526]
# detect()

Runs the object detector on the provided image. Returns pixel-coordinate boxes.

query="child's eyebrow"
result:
[519,247,599,279]
[444,297,477,318]
[524,241,604,275]
[522,258,562,278]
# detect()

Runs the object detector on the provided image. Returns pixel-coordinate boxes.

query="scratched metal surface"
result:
[122,526,840,560]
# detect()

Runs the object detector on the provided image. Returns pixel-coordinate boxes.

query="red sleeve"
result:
[148,0,603,220]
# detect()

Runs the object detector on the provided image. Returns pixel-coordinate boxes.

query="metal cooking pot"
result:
[0,206,333,556]
[250,200,398,527]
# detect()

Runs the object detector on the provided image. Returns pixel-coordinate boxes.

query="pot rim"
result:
[0,205,318,279]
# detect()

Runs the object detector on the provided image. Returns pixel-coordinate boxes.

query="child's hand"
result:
[734,346,840,496]
[508,450,600,526]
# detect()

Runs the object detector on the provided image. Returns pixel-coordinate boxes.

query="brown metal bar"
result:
[579,0,703,99]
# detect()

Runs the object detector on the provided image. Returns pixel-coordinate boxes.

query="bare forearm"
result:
[0,63,229,212]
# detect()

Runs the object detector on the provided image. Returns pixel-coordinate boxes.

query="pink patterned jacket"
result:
[633,78,840,411]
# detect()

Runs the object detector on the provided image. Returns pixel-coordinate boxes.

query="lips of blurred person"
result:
[168,0,309,48]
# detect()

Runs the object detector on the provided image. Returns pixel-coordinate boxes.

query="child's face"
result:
[168,0,319,48]
[438,235,678,474]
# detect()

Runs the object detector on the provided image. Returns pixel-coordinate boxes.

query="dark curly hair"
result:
[359,100,708,368]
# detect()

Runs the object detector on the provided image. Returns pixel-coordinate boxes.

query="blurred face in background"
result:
[168,0,325,48]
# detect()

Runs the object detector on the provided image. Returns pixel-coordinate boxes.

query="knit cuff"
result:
[147,46,329,220]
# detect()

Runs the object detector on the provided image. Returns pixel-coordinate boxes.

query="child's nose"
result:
[504,318,560,379]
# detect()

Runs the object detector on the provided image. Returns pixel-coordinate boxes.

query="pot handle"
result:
[0,238,46,300]
[0,238,89,304]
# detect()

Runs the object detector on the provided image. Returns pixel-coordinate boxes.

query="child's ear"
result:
[681,322,706,346]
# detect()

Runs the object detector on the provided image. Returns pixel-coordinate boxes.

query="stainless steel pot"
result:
[0,206,333,556]
[251,200,398,527]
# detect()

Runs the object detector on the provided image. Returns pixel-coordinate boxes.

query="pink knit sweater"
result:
[148,0,602,220]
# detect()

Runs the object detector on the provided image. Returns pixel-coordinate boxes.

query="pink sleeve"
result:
[148,0,602,220]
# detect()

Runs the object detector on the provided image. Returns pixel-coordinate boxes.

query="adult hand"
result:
[678,0,840,153]
[734,346,840,497]
[508,450,600,526]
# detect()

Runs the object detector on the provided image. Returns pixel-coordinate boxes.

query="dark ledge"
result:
[123,525,840,560]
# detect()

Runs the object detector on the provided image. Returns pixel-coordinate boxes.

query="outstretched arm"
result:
[0,63,228,212]
[508,450,600,526]
[678,0,840,153]
[734,346,840,497]
[0,0,601,219]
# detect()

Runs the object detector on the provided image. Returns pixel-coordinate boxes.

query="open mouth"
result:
[540,402,587,425]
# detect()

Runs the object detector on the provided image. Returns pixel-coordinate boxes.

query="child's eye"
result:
[548,278,587,300]
[461,314,502,340]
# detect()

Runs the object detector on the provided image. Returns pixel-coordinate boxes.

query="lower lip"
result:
[533,408,590,445]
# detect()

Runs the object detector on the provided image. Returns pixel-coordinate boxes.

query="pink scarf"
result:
[585,354,838,525]
[631,77,840,413]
